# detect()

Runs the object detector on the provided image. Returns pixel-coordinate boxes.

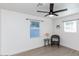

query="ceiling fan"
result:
[37,3,68,17]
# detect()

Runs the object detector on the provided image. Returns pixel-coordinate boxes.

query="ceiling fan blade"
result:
[37,10,49,13]
[50,3,54,12]
[44,14,49,17]
[53,9,67,13]
[53,13,58,16]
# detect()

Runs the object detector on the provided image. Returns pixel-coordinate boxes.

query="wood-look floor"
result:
[14,46,79,56]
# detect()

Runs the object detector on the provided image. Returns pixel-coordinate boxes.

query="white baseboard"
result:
[61,44,79,52]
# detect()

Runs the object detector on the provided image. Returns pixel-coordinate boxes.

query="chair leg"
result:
[58,43,60,48]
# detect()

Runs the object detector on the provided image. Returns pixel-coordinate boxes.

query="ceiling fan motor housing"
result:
[49,12,53,15]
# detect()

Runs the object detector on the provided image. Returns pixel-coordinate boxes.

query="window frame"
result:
[64,20,77,33]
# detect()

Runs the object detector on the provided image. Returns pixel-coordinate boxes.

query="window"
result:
[30,21,40,38]
[64,21,77,32]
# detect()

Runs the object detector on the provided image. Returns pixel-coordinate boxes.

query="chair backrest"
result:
[51,35,60,41]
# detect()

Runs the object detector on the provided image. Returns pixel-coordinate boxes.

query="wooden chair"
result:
[51,35,60,47]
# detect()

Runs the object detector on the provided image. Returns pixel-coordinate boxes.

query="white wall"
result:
[0,10,1,55]
[53,13,79,51]
[0,9,53,55]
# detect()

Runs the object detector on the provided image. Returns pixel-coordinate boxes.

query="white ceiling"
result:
[0,3,79,19]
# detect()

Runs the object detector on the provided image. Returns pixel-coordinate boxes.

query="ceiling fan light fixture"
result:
[48,14,54,17]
